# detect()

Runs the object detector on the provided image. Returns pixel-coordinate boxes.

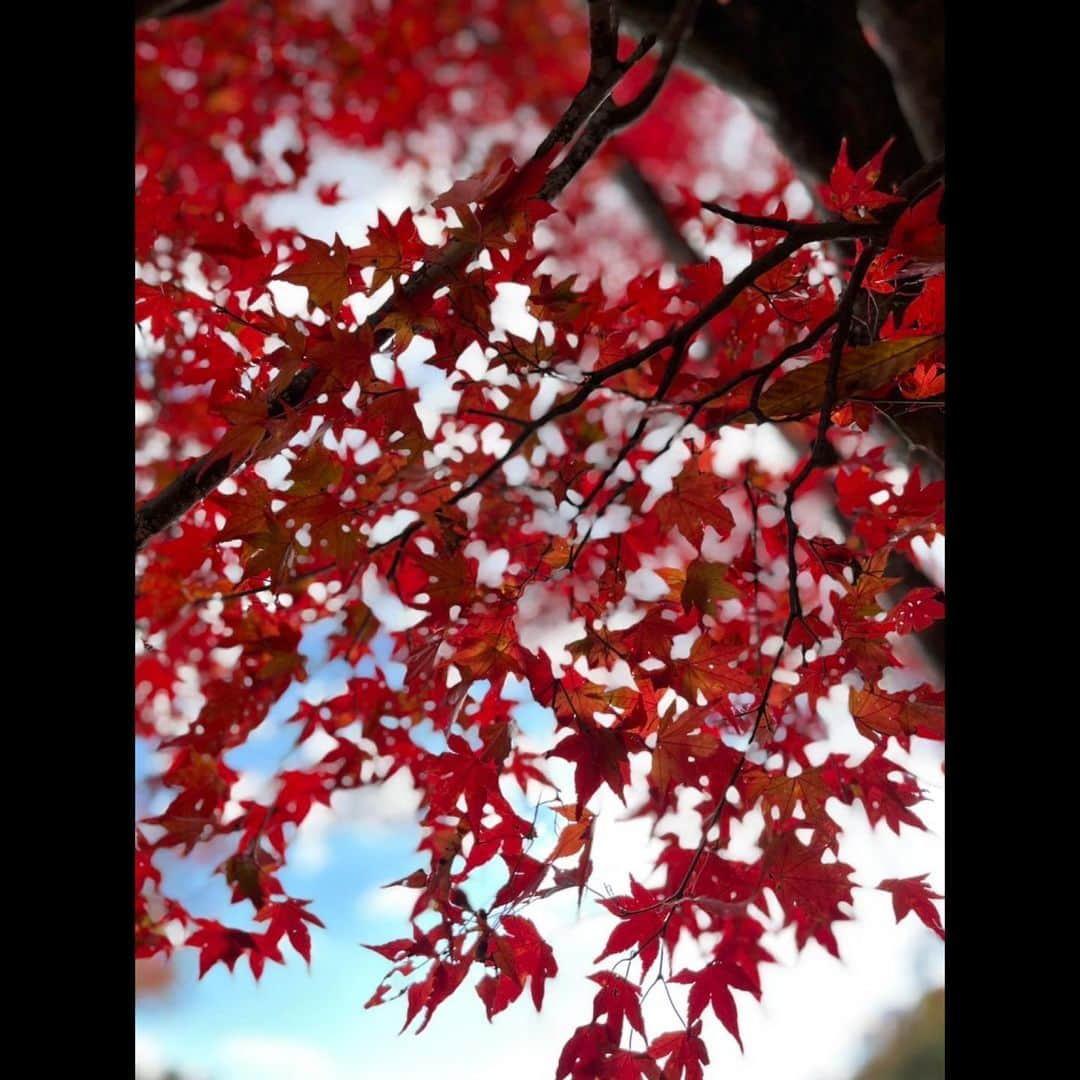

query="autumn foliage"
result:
[135,2,945,1075]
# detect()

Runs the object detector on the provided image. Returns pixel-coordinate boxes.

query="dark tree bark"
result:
[135,0,224,21]
[858,0,945,160]
[615,0,929,188]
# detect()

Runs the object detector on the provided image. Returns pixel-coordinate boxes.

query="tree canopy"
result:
[135,2,945,1075]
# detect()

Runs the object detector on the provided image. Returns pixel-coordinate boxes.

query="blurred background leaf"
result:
[853,988,944,1080]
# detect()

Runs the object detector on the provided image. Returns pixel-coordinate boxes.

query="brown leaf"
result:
[758,335,943,419]
[681,559,740,618]
[275,235,351,313]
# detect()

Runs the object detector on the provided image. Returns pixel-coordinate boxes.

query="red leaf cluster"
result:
[135,1,944,1071]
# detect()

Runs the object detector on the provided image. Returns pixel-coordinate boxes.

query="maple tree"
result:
[135,1,945,1075]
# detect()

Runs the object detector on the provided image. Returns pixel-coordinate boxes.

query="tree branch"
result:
[540,0,701,196]
[858,0,944,160]
[614,0,925,189]
[135,0,223,21]
[615,158,703,265]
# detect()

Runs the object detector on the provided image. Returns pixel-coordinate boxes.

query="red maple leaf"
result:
[589,971,647,1041]
[316,182,343,206]
[889,185,945,263]
[350,209,423,290]
[670,958,757,1049]
[647,1021,710,1080]
[549,720,637,813]
[186,919,284,980]
[820,138,905,221]
[274,235,352,312]
[595,877,666,975]
[254,897,325,964]
[878,874,945,940]
[651,460,735,548]
[761,833,857,956]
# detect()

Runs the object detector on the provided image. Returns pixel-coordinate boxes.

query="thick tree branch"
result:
[135,0,223,20]
[540,0,701,196]
[858,0,944,160]
[615,0,925,189]
[615,158,703,266]
[612,1,945,464]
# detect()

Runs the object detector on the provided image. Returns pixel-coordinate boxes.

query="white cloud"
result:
[361,566,427,631]
[514,582,586,678]
[134,1030,164,1076]
[220,1035,343,1080]
[911,532,945,588]
[255,139,424,249]
[490,282,540,339]
[290,767,424,875]
[357,883,419,921]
